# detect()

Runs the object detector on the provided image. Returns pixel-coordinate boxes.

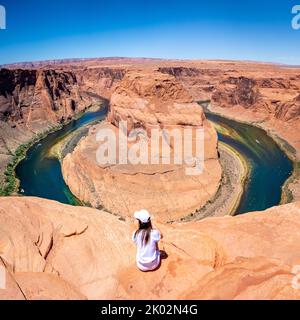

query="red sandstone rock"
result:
[108,70,205,129]
[275,94,300,121]
[0,68,92,126]
[182,256,300,300]
[1,197,300,300]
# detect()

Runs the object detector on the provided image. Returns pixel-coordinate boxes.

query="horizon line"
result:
[2,56,300,68]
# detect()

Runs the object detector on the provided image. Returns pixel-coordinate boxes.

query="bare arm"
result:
[153,225,163,240]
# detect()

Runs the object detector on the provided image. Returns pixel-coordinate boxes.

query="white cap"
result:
[134,209,151,223]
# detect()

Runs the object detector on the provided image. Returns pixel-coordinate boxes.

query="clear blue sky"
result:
[0,0,300,64]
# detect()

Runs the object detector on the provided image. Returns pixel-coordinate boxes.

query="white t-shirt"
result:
[132,229,161,271]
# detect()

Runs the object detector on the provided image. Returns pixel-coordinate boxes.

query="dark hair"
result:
[134,219,153,246]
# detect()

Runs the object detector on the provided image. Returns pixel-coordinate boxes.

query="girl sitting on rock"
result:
[132,209,162,272]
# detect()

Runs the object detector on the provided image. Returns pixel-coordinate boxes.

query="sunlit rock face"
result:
[0,68,91,126]
[62,70,221,222]
[1,197,300,300]
[275,94,300,122]
[0,66,124,186]
[211,76,267,111]
[108,70,205,130]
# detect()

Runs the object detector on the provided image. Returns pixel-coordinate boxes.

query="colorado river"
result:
[206,112,293,214]
[15,106,293,215]
[15,104,108,205]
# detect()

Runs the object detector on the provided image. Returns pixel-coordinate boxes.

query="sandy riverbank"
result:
[47,126,90,160]
[182,141,249,221]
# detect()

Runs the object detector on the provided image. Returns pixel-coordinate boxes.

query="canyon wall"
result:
[206,68,300,202]
[158,66,220,101]
[0,68,92,126]
[1,197,300,300]
[0,68,87,187]
[211,75,300,122]
[0,66,126,132]
[0,66,125,187]
[75,67,126,99]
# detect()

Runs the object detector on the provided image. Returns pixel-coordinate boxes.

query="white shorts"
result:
[137,252,161,272]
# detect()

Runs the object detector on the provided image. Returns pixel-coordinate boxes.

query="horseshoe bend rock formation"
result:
[1,197,300,300]
[62,70,221,222]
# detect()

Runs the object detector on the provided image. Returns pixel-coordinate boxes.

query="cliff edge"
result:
[1,197,300,300]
